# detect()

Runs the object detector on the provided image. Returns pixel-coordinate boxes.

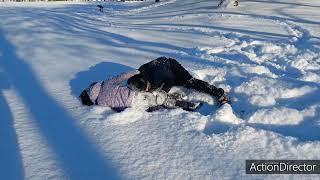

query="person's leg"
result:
[185,78,225,98]
[175,100,201,111]
[168,58,193,83]
[166,58,224,98]
[162,92,202,111]
[138,57,227,103]
[138,57,176,91]
[166,58,229,104]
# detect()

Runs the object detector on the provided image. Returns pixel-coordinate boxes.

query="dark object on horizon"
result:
[234,0,239,6]
[155,0,160,2]
[218,0,225,7]
[97,5,104,12]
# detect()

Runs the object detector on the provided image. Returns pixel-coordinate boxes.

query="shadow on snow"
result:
[0,72,25,179]
[0,30,121,179]
[70,61,134,97]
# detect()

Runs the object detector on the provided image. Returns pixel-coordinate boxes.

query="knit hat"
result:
[87,82,102,103]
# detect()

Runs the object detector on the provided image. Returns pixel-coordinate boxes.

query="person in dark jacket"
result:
[127,57,230,105]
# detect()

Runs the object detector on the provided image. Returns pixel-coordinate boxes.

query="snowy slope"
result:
[0,0,320,179]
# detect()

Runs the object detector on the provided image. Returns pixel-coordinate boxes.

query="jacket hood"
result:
[87,82,102,103]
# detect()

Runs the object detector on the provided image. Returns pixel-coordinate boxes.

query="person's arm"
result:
[132,91,166,109]
[131,90,176,111]
[146,105,164,112]
[107,71,139,85]
[132,90,197,112]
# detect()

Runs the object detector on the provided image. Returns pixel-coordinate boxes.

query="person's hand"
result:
[152,90,167,105]
[152,90,178,108]
[218,93,230,106]
[167,92,183,100]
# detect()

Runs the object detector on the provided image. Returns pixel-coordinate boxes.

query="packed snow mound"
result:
[248,106,317,125]
[212,104,243,125]
[235,77,317,107]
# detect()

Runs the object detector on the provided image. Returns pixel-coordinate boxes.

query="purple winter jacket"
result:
[87,71,139,109]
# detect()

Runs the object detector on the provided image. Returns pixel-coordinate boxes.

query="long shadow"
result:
[117,0,219,18]
[32,8,225,69]
[250,0,320,8]
[0,72,25,180]
[125,9,320,26]
[125,23,294,40]
[4,3,319,144]
[248,110,320,142]
[108,23,285,43]
[203,121,234,135]
[70,61,134,96]
[204,105,320,142]
[10,8,295,61]
[0,31,121,179]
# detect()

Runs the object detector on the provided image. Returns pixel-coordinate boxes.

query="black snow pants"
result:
[138,57,224,98]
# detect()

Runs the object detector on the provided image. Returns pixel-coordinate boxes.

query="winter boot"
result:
[175,100,202,111]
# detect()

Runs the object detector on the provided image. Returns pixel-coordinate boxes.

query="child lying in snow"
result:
[79,71,198,112]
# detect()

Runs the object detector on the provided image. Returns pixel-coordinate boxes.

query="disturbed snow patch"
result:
[248,107,315,125]
[235,77,316,107]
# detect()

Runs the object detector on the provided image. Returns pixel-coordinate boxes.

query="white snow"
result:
[249,107,305,125]
[1,0,320,179]
[235,77,317,107]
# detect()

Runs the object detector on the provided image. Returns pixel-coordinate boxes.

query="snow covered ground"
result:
[0,0,320,179]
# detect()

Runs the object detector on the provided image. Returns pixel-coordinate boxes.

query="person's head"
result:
[79,82,101,106]
[79,89,94,106]
[127,73,151,91]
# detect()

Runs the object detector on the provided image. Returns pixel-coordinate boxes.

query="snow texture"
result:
[0,0,320,179]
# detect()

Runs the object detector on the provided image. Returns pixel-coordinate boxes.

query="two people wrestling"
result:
[79,57,230,112]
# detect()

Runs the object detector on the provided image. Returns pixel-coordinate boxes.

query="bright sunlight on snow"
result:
[0,0,320,179]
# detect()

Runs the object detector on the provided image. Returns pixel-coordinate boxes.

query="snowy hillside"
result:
[0,0,320,179]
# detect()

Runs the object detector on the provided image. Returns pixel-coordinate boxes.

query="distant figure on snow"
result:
[234,0,239,6]
[97,5,104,12]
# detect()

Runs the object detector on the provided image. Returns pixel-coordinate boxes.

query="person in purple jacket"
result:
[79,71,198,112]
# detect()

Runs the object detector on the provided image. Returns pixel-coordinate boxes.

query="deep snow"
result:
[0,0,320,179]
